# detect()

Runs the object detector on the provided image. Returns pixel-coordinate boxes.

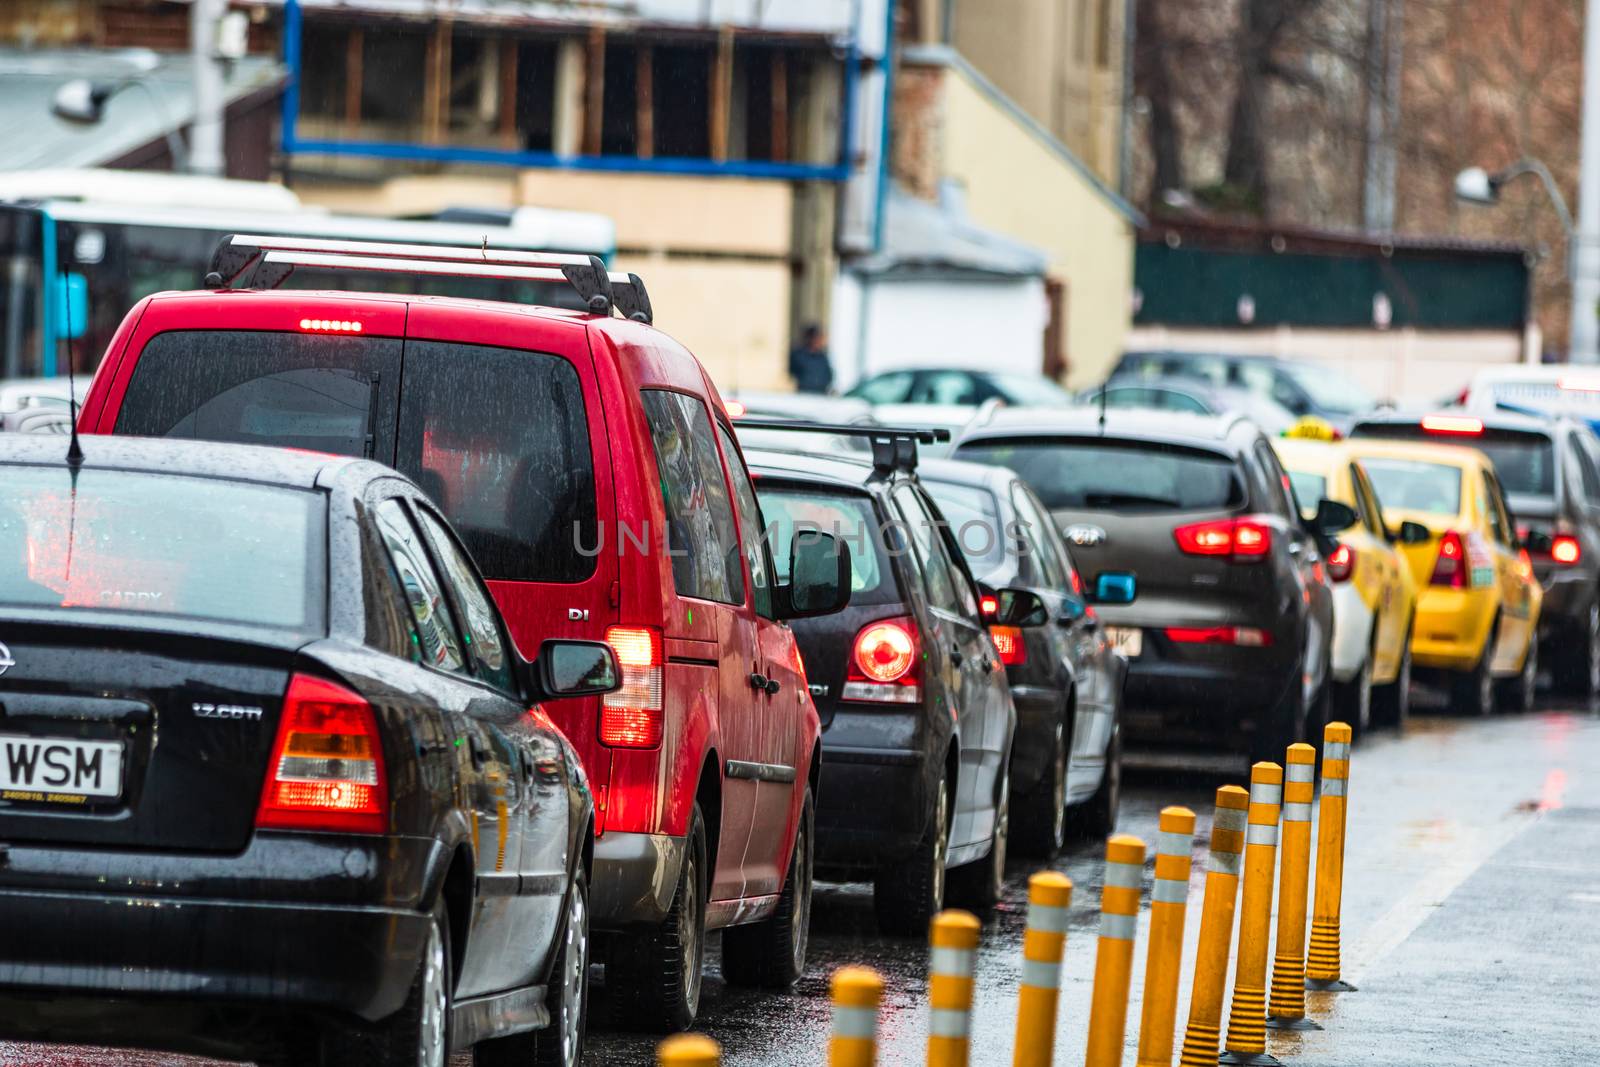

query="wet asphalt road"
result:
[5,697,1597,1067]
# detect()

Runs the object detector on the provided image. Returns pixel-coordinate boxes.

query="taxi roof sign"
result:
[1283,416,1340,441]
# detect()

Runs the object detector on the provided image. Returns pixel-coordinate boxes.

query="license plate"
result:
[0,735,124,800]
[1107,626,1143,658]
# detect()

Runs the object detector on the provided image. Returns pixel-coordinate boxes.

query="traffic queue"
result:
[0,233,1592,1067]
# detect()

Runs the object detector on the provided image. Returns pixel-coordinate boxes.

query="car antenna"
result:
[62,276,84,470]
[1098,376,1108,434]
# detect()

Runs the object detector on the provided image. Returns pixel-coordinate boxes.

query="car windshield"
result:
[1281,362,1375,415]
[954,437,1245,512]
[754,486,898,605]
[1360,458,1463,516]
[0,465,322,631]
[919,479,1006,572]
[988,373,1076,405]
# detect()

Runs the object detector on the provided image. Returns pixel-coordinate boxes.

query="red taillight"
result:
[1552,534,1582,565]
[979,594,999,619]
[989,625,1026,666]
[256,674,387,834]
[844,617,922,704]
[1430,530,1466,588]
[1165,626,1272,647]
[1326,542,1355,582]
[1174,516,1273,560]
[1421,414,1483,435]
[601,626,663,748]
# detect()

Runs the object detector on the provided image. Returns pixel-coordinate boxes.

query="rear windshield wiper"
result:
[1082,491,1182,509]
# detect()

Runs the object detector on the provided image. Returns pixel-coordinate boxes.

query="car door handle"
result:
[949,647,964,667]
[749,671,769,692]
[764,677,781,696]
[980,657,995,673]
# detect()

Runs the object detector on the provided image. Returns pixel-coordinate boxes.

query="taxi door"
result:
[1349,463,1407,679]
[1481,468,1539,672]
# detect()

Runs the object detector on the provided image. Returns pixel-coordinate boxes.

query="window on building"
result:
[602,42,640,155]
[654,44,712,158]
[515,38,559,152]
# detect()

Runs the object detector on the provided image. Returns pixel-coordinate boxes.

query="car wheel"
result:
[1373,622,1413,730]
[1332,651,1373,741]
[1555,601,1600,699]
[873,774,949,937]
[722,789,814,988]
[607,804,707,1032]
[1496,633,1538,714]
[948,765,1009,912]
[323,901,451,1067]
[1076,725,1121,840]
[1453,620,1497,717]
[1013,721,1068,857]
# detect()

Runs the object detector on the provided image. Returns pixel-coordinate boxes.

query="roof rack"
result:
[733,418,952,474]
[204,234,654,325]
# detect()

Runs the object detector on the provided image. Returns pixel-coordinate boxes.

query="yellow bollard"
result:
[1306,721,1356,992]
[1220,762,1284,1066]
[1135,806,1197,1067]
[831,966,885,1067]
[1012,872,1073,1067]
[928,910,981,1067]
[657,1032,720,1066]
[1177,786,1249,1067]
[1267,743,1323,1030]
[1084,834,1147,1067]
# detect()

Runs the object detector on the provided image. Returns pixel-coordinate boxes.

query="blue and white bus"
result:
[0,169,616,381]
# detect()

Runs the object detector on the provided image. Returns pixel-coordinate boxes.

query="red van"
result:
[78,235,851,1031]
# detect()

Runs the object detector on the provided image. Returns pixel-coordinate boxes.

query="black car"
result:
[1113,351,1376,431]
[0,435,618,1067]
[743,431,1038,934]
[953,409,1344,767]
[917,458,1127,855]
[1350,409,1600,695]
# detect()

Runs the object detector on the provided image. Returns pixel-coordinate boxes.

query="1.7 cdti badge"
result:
[193,702,265,721]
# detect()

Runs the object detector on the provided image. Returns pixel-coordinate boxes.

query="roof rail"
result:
[204,234,654,325]
[733,418,951,474]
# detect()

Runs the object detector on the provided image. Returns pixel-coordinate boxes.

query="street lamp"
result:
[51,49,191,173]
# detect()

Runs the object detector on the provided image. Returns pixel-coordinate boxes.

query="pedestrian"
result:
[789,323,834,395]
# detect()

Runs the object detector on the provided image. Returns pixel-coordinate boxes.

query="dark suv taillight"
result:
[256,674,388,834]
[1173,516,1273,560]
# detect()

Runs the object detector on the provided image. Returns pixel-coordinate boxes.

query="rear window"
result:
[1354,424,1555,497]
[1,466,321,631]
[754,487,899,606]
[1360,458,1463,516]
[955,437,1245,512]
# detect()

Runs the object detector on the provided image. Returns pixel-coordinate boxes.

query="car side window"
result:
[1011,486,1067,589]
[641,390,746,605]
[1347,464,1379,536]
[412,505,516,693]
[1253,441,1297,521]
[715,422,775,619]
[892,484,961,614]
[374,499,466,674]
[1482,471,1512,546]
[1572,435,1600,505]
[851,371,914,404]
[1351,465,1388,537]
[915,371,980,406]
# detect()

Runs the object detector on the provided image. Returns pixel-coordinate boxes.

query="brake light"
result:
[1326,542,1355,582]
[1173,516,1273,560]
[989,625,1026,666]
[1431,530,1466,588]
[725,399,747,418]
[1421,414,1483,435]
[1552,534,1582,565]
[601,626,664,747]
[844,617,922,704]
[979,594,999,618]
[298,318,363,333]
[1165,626,1272,647]
[256,674,387,834]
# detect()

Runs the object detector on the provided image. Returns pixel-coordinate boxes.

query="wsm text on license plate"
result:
[0,735,124,799]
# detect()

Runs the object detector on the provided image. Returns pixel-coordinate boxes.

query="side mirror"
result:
[526,639,620,701]
[1312,498,1359,536]
[1059,597,1088,625]
[779,531,852,619]
[1396,520,1431,545]
[990,588,1049,627]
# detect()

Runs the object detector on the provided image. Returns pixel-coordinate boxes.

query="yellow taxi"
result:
[1344,437,1542,715]
[1274,436,1419,732]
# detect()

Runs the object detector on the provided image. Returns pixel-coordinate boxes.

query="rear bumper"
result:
[591,830,685,929]
[1412,588,1495,670]
[814,705,938,874]
[1118,630,1299,752]
[1535,566,1595,630]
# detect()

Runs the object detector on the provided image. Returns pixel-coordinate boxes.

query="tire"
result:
[606,804,707,1032]
[1554,600,1600,699]
[1452,619,1497,717]
[947,765,1009,913]
[1075,725,1121,840]
[474,863,590,1067]
[722,789,813,989]
[873,774,950,937]
[1332,650,1373,741]
[322,900,451,1067]
[1496,632,1538,714]
[1013,720,1068,857]
[1372,622,1413,730]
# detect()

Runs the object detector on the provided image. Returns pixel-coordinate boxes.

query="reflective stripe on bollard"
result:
[1221,762,1284,1066]
[1136,806,1197,1067]
[1307,721,1356,992]
[1178,785,1249,1067]
[928,910,981,1067]
[1268,743,1323,1030]
[831,966,885,1067]
[657,1033,720,1066]
[1085,834,1147,1067]
[1013,872,1073,1067]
